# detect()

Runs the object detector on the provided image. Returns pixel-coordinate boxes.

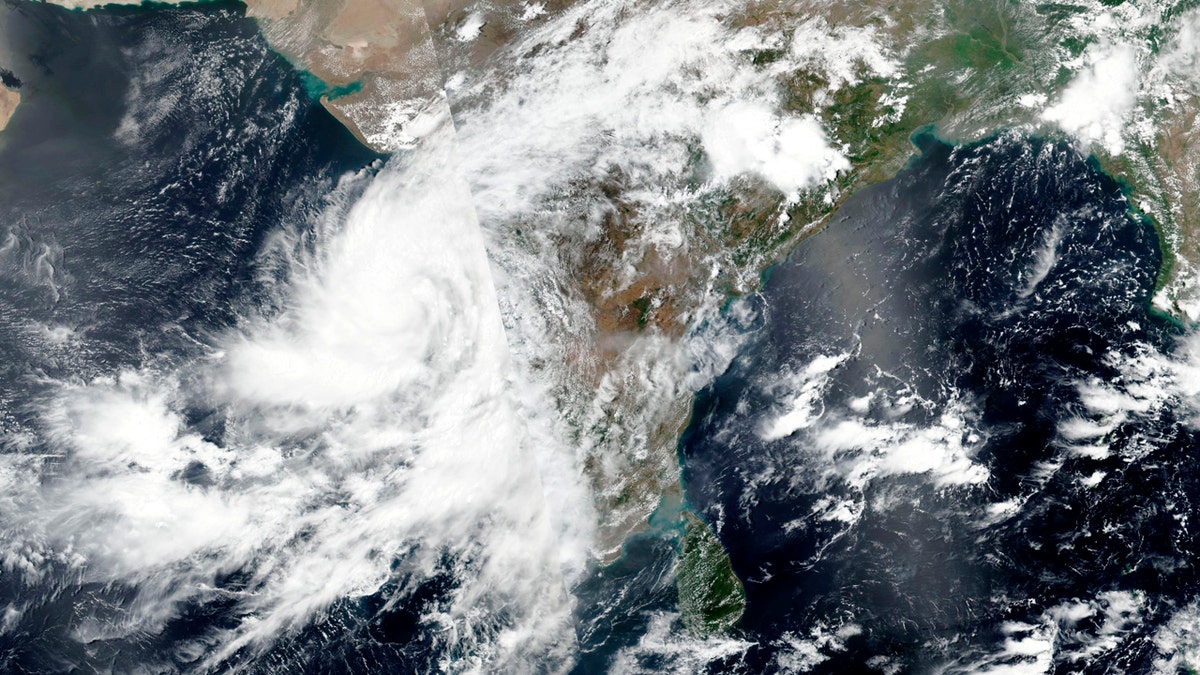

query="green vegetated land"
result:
[677,510,746,637]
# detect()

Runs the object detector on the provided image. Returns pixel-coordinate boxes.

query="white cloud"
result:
[759,352,848,441]
[762,377,990,489]
[956,591,1143,673]
[608,612,754,674]
[1018,92,1048,109]
[1153,598,1200,672]
[790,18,899,90]
[1156,8,1200,82]
[772,621,862,674]
[813,406,989,488]
[1041,42,1140,155]
[703,102,850,195]
[456,11,485,42]
[2,113,580,670]
[450,0,856,224]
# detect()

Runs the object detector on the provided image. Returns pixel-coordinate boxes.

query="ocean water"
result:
[0,3,576,672]
[0,2,448,672]
[679,132,1195,672]
[0,0,379,433]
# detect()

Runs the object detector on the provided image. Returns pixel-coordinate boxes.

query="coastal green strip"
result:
[676,510,745,637]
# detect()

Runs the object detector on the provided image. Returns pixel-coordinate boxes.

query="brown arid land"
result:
[0,86,18,132]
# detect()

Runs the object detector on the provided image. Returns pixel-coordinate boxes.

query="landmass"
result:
[677,510,746,637]
[417,0,1200,559]
[416,0,1200,634]
[0,86,17,132]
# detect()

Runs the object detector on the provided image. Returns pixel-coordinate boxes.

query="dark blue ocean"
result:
[0,0,379,424]
[0,2,405,672]
[675,132,1198,673]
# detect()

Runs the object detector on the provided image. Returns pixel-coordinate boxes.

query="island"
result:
[0,85,18,132]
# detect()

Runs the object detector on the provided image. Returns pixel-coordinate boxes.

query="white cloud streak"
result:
[1,111,578,671]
